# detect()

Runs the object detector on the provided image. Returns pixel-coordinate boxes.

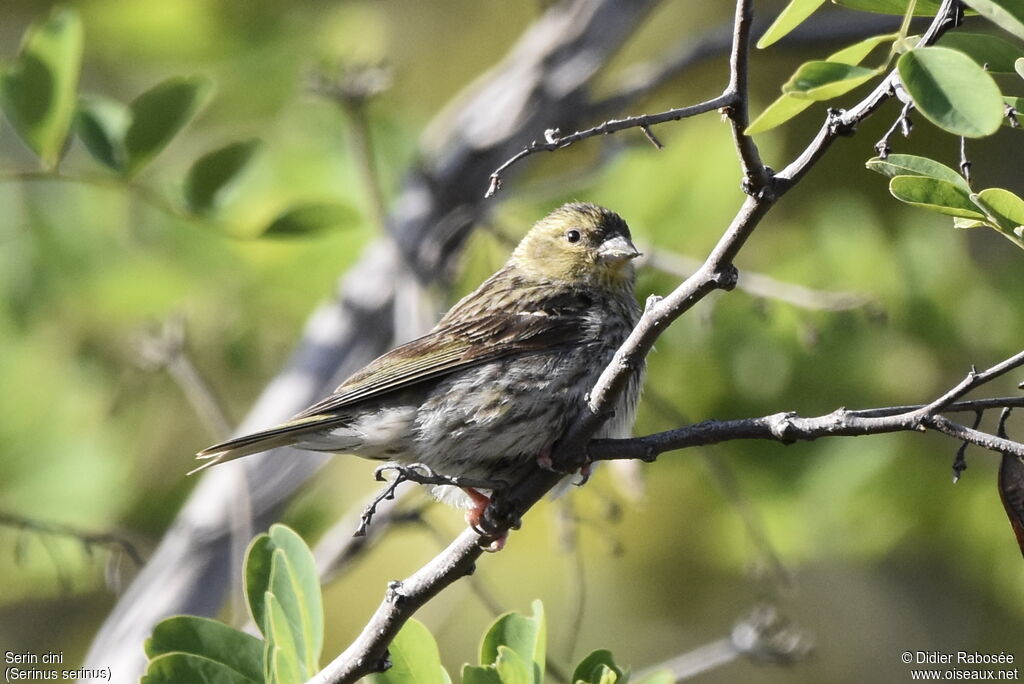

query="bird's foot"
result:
[536,449,556,472]
[464,488,508,552]
[573,461,593,486]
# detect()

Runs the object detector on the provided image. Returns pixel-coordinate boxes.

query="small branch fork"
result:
[309,1,969,683]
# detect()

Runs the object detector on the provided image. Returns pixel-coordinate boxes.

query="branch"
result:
[637,605,812,681]
[307,3,969,682]
[484,94,732,198]
[722,0,769,194]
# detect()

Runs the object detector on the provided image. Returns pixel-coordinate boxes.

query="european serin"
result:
[196,202,644,525]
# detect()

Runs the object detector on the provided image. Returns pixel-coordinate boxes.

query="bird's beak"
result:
[597,235,642,265]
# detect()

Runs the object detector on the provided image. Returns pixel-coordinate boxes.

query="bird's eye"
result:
[565,229,581,243]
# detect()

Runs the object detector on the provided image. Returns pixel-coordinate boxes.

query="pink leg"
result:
[463,487,506,552]
[536,447,554,471]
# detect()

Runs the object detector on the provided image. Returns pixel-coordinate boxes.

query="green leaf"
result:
[865,154,969,191]
[245,535,275,636]
[571,651,625,684]
[142,652,261,684]
[1004,96,1023,129]
[268,524,323,670]
[479,601,546,684]
[972,188,1024,231]
[832,0,947,14]
[144,615,264,683]
[185,139,261,214]
[266,592,304,684]
[261,202,358,238]
[75,95,129,172]
[937,32,1024,73]
[962,0,1024,42]
[968,188,1024,249]
[244,525,323,675]
[781,61,881,100]
[827,33,898,64]
[889,176,987,219]
[495,647,533,684]
[1017,57,1024,79]
[462,665,504,684]
[123,75,211,176]
[757,0,828,49]
[746,95,814,135]
[0,7,83,167]
[897,47,1004,137]
[747,33,895,135]
[369,620,448,684]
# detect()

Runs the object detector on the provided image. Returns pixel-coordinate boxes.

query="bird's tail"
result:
[190,415,336,475]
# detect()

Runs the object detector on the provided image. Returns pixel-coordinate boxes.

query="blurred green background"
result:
[1,1,1022,682]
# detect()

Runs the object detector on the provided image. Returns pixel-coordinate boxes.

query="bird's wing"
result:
[194,291,595,469]
[292,309,588,419]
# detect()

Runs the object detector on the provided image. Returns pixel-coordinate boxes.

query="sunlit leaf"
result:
[495,647,532,684]
[971,188,1024,232]
[1017,57,1024,79]
[782,61,880,100]
[369,620,448,684]
[461,665,503,684]
[266,592,304,684]
[244,524,323,677]
[185,139,262,214]
[142,652,260,684]
[889,176,987,219]
[832,0,946,14]
[827,33,898,64]
[75,95,129,172]
[962,0,1024,42]
[896,47,1003,137]
[0,7,83,167]
[865,154,969,191]
[479,601,545,684]
[144,615,263,683]
[757,0,828,49]
[571,651,625,684]
[124,75,212,176]
[937,32,1024,73]
[747,34,894,134]
[746,95,814,134]
[261,202,358,238]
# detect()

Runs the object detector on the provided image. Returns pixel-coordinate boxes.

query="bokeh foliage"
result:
[1,1,1022,683]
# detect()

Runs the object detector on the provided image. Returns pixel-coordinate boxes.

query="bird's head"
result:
[510,202,641,289]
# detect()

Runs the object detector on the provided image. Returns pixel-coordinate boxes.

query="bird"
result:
[195,202,644,534]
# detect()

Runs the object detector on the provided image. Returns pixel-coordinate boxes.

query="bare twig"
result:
[484,94,732,198]
[722,0,770,195]
[0,511,145,576]
[636,605,812,681]
[136,316,233,439]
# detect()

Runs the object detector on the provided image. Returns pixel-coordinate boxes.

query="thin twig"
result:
[722,0,770,195]
[484,94,732,198]
[0,512,145,570]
